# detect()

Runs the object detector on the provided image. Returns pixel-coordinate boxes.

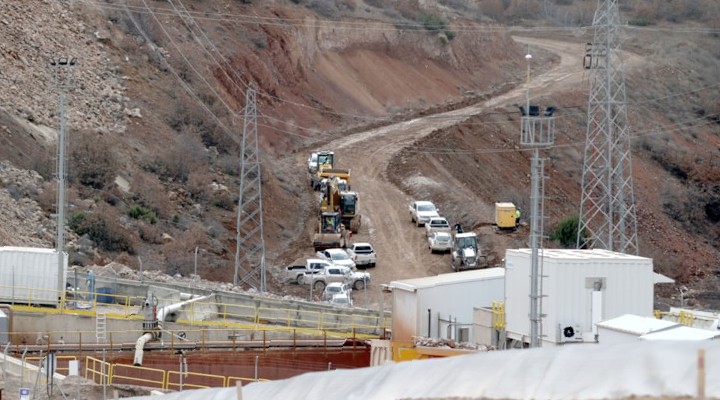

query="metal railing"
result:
[84,356,270,390]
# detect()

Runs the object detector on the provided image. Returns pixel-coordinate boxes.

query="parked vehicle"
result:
[408,201,440,227]
[305,265,369,291]
[425,217,451,237]
[321,282,352,301]
[315,248,356,270]
[346,242,376,268]
[286,258,333,284]
[304,265,352,291]
[307,152,319,173]
[450,229,487,271]
[428,231,452,253]
[329,293,353,307]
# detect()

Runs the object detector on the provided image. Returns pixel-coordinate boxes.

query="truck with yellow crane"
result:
[321,176,361,233]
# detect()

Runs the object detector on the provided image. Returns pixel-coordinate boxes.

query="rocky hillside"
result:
[0,0,718,306]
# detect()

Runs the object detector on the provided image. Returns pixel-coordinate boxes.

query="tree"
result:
[549,215,587,249]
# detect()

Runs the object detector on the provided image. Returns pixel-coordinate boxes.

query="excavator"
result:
[321,177,361,233]
[312,211,348,252]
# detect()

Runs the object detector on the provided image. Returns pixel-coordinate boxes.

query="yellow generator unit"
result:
[495,202,516,229]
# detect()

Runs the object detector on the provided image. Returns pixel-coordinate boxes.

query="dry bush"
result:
[131,173,170,219]
[186,170,212,204]
[69,130,118,190]
[145,133,208,183]
[478,0,506,21]
[505,0,542,21]
[160,224,207,276]
[70,204,134,254]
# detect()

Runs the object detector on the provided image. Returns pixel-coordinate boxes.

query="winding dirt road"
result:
[305,36,641,309]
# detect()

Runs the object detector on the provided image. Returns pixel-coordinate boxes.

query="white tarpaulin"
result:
[126,341,720,400]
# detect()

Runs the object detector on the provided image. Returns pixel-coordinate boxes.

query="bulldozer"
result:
[321,177,361,233]
[312,211,348,252]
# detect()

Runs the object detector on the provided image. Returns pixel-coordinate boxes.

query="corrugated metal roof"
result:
[596,314,678,335]
[389,268,504,291]
[639,326,720,341]
[507,248,650,261]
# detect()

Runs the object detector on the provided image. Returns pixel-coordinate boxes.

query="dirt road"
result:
[313,37,589,310]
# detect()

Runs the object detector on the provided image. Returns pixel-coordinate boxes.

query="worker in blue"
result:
[86,270,96,302]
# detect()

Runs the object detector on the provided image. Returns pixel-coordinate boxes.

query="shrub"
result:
[549,215,587,248]
[71,211,133,253]
[418,13,447,32]
[128,205,158,224]
[70,130,118,189]
[628,17,653,26]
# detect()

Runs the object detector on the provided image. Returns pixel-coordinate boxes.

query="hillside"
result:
[0,0,719,309]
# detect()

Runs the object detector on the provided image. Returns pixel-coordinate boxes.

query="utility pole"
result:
[519,47,555,348]
[577,0,638,254]
[49,56,77,311]
[234,87,267,292]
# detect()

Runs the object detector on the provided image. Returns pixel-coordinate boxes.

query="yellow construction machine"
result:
[312,211,348,252]
[321,177,361,233]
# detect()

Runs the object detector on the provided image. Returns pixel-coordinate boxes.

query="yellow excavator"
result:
[321,177,361,233]
[312,211,348,252]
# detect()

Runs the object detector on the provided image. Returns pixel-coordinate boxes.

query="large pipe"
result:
[133,294,213,366]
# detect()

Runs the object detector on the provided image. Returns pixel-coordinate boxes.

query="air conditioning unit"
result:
[558,324,583,343]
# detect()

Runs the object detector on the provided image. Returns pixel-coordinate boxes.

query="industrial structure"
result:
[577,0,639,254]
[519,47,555,348]
[503,249,666,347]
[49,55,76,309]
[388,268,504,343]
[234,87,267,292]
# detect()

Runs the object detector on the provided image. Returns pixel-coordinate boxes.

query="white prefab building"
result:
[390,268,504,343]
[596,314,679,345]
[0,247,68,307]
[504,249,667,346]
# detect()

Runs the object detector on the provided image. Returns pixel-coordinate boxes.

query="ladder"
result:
[96,312,107,344]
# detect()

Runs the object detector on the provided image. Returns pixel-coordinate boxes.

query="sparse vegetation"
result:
[69,209,133,253]
[129,205,158,224]
[549,215,586,249]
[70,130,118,190]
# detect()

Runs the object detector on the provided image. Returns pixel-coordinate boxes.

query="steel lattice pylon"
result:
[577,0,638,254]
[234,87,266,291]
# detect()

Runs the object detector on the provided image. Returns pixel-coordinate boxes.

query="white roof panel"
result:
[390,268,504,291]
[597,314,678,335]
[640,326,720,341]
[507,248,652,263]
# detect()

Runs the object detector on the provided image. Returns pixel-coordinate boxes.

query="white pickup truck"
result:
[346,242,377,268]
[305,265,371,291]
[286,258,333,284]
[409,200,440,227]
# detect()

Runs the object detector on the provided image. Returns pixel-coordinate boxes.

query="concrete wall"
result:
[10,277,390,347]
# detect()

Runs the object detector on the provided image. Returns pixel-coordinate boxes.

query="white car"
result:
[315,248,357,270]
[409,200,440,227]
[330,293,353,307]
[322,282,352,301]
[346,242,376,268]
[425,217,450,237]
[428,231,452,253]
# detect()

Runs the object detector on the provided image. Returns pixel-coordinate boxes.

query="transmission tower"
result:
[577,0,638,254]
[519,49,555,348]
[49,56,77,310]
[234,87,266,292]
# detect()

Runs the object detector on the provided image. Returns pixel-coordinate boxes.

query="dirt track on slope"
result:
[321,37,588,309]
